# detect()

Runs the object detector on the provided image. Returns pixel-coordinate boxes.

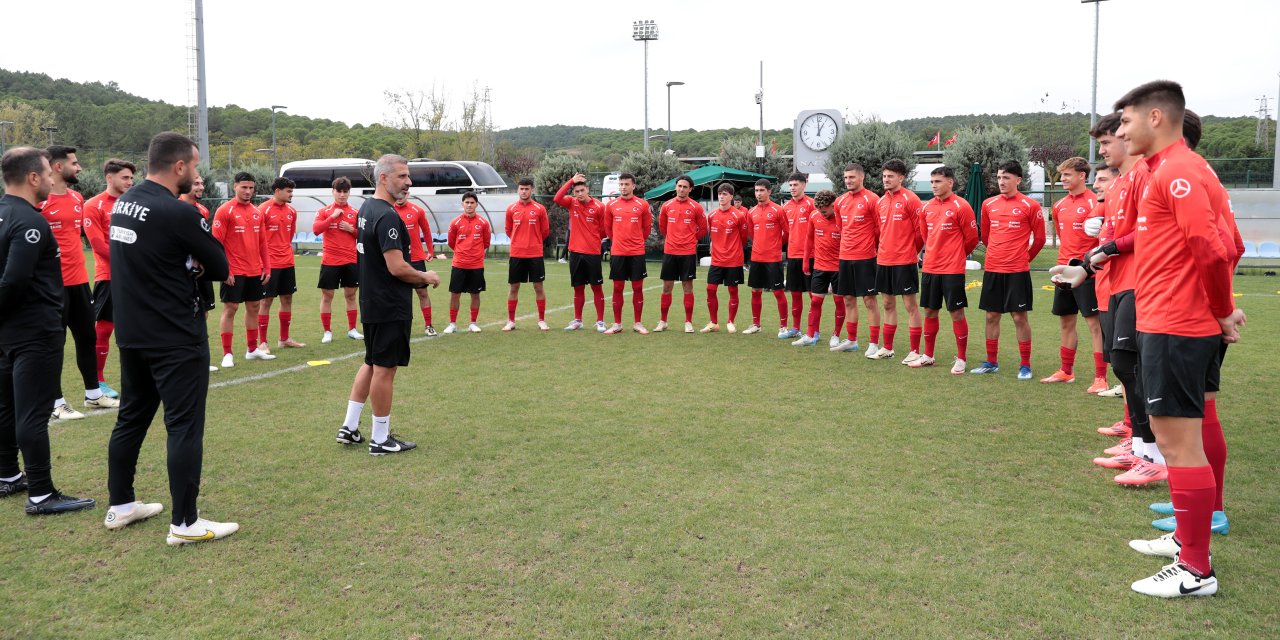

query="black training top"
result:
[110,179,229,348]
[357,197,412,323]
[0,194,63,344]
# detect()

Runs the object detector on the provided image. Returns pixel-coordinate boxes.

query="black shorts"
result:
[263,267,297,298]
[978,271,1032,313]
[448,267,486,294]
[1137,332,1220,418]
[568,252,603,286]
[609,255,648,282]
[508,257,546,284]
[1103,290,1137,353]
[920,272,968,311]
[785,257,812,292]
[199,279,216,312]
[1051,276,1099,317]
[660,254,698,281]
[876,263,919,296]
[1206,342,1228,394]
[220,275,265,303]
[363,319,411,368]
[747,261,785,290]
[809,269,838,295]
[707,265,744,286]
[409,259,427,272]
[836,259,878,297]
[318,263,359,290]
[92,280,112,322]
[1099,310,1112,363]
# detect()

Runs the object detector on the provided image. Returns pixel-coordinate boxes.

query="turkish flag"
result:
[944,134,957,147]
[927,132,940,148]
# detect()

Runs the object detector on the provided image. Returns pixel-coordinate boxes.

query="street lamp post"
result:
[270,105,287,176]
[1082,0,1108,167]
[665,81,684,152]
[224,142,234,181]
[632,20,658,152]
[40,126,58,146]
[0,121,13,154]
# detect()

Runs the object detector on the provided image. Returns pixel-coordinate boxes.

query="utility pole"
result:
[194,0,210,167]
[1082,0,1107,167]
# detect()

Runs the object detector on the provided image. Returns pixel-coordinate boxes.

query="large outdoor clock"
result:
[793,109,843,173]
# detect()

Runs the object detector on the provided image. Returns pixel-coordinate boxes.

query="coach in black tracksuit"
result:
[0,147,95,514]
[107,134,229,531]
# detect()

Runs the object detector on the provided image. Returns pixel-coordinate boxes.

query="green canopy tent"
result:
[643,162,776,202]
[965,162,986,265]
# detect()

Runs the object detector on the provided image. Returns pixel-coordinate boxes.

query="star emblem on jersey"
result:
[1170,178,1192,199]
[388,228,399,240]
[24,229,40,243]
[200,218,210,232]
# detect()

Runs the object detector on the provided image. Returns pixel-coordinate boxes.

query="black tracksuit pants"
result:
[60,283,99,397]
[0,335,63,497]
[107,343,209,527]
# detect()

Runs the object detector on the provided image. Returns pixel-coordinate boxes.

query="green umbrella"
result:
[965,162,985,227]
[643,162,776,202]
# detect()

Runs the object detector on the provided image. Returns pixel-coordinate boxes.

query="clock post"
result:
[793,109,843,175]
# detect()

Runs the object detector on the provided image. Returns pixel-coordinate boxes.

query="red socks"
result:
[773,290,788,327]
[612,281,625,324]
[954,318,969,362]
[706,284,719,323]
[470,305,480,323]
[245,328,258,352]
[883,324,897,351]
[346,309,358,330]
[94,320,113,381]
[449,307,459,323]
[1094,351,1106,379]
[846,321,859,344]
[258,315,269,347]
[869,324,880,346]
[573,286,586,321]
[1018,340,1032,368]
[1123,404,1132,427]
[421,306,432,327]
[591,284,605,322]
[832,304,845,339]
[1060,346,1075,375]
[279,311,292,341]
[507,299,518,322]
[536,299,546,321]
[1167,465,1217,576]
[221,331,233,356]
[320,312,332,332]
[806,294,824,337]
[922,317,939,358]
[683,292,694,323]
[790,291,803,328]
[631,281,644,323]
[1202,399,1227,512]
[727,287,739,323]
[660,293,672,322]
[986,338,999,364]
[909,326,922,353]
[751,290,763,325]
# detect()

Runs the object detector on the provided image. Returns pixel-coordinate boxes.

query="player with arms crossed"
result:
[830,164,882,354]
[872,159,924,362]
[910,166,978,372]
[257,177,305,351]
[503,178,551,331]
[656,174,708,333]
[602,173,652,335]
[743,179,789,336]
[701,183,750,333]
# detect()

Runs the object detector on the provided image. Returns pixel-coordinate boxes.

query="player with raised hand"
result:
[910,166,978,372]
[872,159,924,363]
[830,164,881,354]
[1042,157,1104,390]
[971,162,1045,380]
[743,179,788,336]
[313,177,362,344]
[82,158,135,398]
[553,174,608,332]
[443,192,491,334]
[792,190,842,346]
[503,178,551,331]
[702,182,749,333]
[602,173,652,335]
[656,175,707,333]
[780,172,814,339]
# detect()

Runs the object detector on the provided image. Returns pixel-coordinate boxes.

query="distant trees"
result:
[823,117,917,194]
[941,124,1030,196]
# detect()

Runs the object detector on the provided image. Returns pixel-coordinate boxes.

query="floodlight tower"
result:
[1081,0,1108,166]
[633,20,659,152]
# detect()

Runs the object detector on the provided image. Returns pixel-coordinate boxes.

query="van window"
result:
[410,165,472,188]
[333,165,375,190]
[457,162,505,187]
[281,167,333,190]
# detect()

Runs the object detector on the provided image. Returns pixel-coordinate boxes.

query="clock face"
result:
[800,113,838,151]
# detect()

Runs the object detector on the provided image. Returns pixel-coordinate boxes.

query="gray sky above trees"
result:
[6,0,1278,131]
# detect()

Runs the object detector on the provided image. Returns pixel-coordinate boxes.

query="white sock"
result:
[1,473,22,482]
[1148,442,1166,465]
[109,501,137,513]
[85,388,103,400]
[343,401,364,430]
[29,492,51,503]
[53,397,66,409]
[1131,437,1145,459]
[171,520,199,534]
[372,415,390,443]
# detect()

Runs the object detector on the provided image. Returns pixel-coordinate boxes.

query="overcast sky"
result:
[3,0,1278,133]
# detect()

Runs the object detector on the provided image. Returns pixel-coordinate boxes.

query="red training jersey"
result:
[83,191,116,282]
[836,188,880,261]
[448,214,491,270]
[394,200,432,262]
[312,203,359,266]
[1099,162,1148,294]
[505,198,549,259]
[875,188,924,266]
[748,200,787,263]
[258,200,297,269]
[1052,191,1098,265]
[782,194,814,259]
[553,180,607,255]
[920,194,979,275]
[707,207,749,268]
[1135,140,1235,337]
[659,197,708,256]
[805,211,843,272]
[604,196,652,257]
[39,190,87,286]
[212,199,270,277]
[979,193,1045,273]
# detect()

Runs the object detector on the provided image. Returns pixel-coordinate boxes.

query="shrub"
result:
[941,124,1029,197]
[823,117,917,195]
